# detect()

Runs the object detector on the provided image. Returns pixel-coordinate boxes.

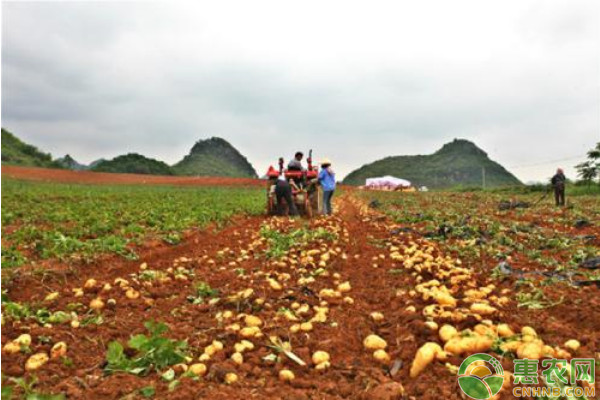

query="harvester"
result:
[265,150,322,217]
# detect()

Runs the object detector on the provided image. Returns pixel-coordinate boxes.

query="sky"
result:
[2,0,599,183]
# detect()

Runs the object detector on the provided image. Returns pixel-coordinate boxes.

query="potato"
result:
[300,322,313,332]
[3,341,21,354]
[363,334,387,350]
[244,315,262,327]
[497,323,514,337]
[199,353,211,362]
[470,303,496,315]
[410,342,442,378]
[373,349,390,363]
[268,279,282,290]
[337,282,352,293]
[239,326,261,338]
[517,341,543,359]
[564,339,580,352]
[439,325,458,343]
[84,279,97,289]
[44,292,59,302]
[15,334,32,347]
[51,342,68,359]
[289,324,300,333]
[424,321,439,331]
[312,350,330,365]
[224,372,238,384]
[279,369,295,381]
[314,361,330,370]
[25,352,49,371]
[521,326,537,337]
[188,363,206,376]
[125,289,140,299]
[204,345,217,356]
[231,352,244,365]
[370,312,385,322]
[89,298,104,311]
[212,340,224,351]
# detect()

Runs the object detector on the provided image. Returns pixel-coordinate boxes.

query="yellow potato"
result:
[279,369,295,381]
[224,372,238,384]
[439,325,458,343]
[312,350,330,365]
[564,339,580,352]
[363,334,387,350]
[189,363,207,376]
[231,352,244,365]
[517,341,543,359]
[370,312,384,322]
[89,298,104,311]
[15,334,32,347]
[3,341,21,354]
[50,342,67,359]
[521,326,537,337]
[373,349,391,363]
[497,323,514,337]
[244,315,262,327]
[410,342,442,378]
[25,352,49,371]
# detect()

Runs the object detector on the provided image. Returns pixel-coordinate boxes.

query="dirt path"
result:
[2,193,598,399]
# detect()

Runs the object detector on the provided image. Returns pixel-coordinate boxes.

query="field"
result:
[1,168,599,400]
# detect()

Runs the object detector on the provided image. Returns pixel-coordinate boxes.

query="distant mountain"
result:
[56,154,87,170]
[91,153,174,175]
[343,139,522,188]
[173,137,257,178]
[1,128,61,168]
[89,159,106,169]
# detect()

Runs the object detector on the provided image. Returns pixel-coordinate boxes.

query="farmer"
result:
[318,158,336,215]
[275,174,299,216]
[287,151,304,171]
[551,168,566,206]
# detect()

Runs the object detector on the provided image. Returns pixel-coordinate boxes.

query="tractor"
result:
[266,150,322,217]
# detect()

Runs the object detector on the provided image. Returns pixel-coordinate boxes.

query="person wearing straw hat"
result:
[318,158,336,215]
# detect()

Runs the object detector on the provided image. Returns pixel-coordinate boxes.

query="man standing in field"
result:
[275,174,299,216]
[318,158,336,215]
[551,168,566,206]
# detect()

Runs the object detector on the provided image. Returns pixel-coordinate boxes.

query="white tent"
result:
[365,176,411,189]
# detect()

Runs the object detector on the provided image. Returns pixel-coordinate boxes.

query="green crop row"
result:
[1,178,264,267]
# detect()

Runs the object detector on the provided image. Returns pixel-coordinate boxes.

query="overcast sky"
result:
[2,0,599,182]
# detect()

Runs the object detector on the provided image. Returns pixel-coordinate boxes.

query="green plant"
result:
[187,282,219,304]
[105,320,188,376]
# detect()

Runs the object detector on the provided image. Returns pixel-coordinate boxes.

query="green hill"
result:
[1,128,61,168]
[173,137,257,178]
[56,154,87,170]
[343,139,522,188]
[92,153,174,175]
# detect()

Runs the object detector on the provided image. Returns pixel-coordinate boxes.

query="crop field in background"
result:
[1,173,599,400]
[1,178,264,268]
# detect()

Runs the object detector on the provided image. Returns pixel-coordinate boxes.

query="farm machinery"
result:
[266,150,322,217]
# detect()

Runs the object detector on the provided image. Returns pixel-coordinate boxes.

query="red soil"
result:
[1,165,263,187]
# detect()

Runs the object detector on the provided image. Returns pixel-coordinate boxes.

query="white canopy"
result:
[365,176,411,188]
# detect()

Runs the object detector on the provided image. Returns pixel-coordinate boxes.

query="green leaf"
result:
[128,334,149,350]
[138,386,155,398]
[1,385,14,400]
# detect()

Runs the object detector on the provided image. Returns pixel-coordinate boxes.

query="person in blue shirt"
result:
[318,158,336,215]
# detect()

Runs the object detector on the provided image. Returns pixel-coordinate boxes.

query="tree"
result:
[575,161,597,186]
[576,142,600,185]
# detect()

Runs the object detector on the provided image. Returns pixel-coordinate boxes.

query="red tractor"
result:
[266,150,322,217]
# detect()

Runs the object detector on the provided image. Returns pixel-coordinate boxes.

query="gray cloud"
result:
[2,0,599,182]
